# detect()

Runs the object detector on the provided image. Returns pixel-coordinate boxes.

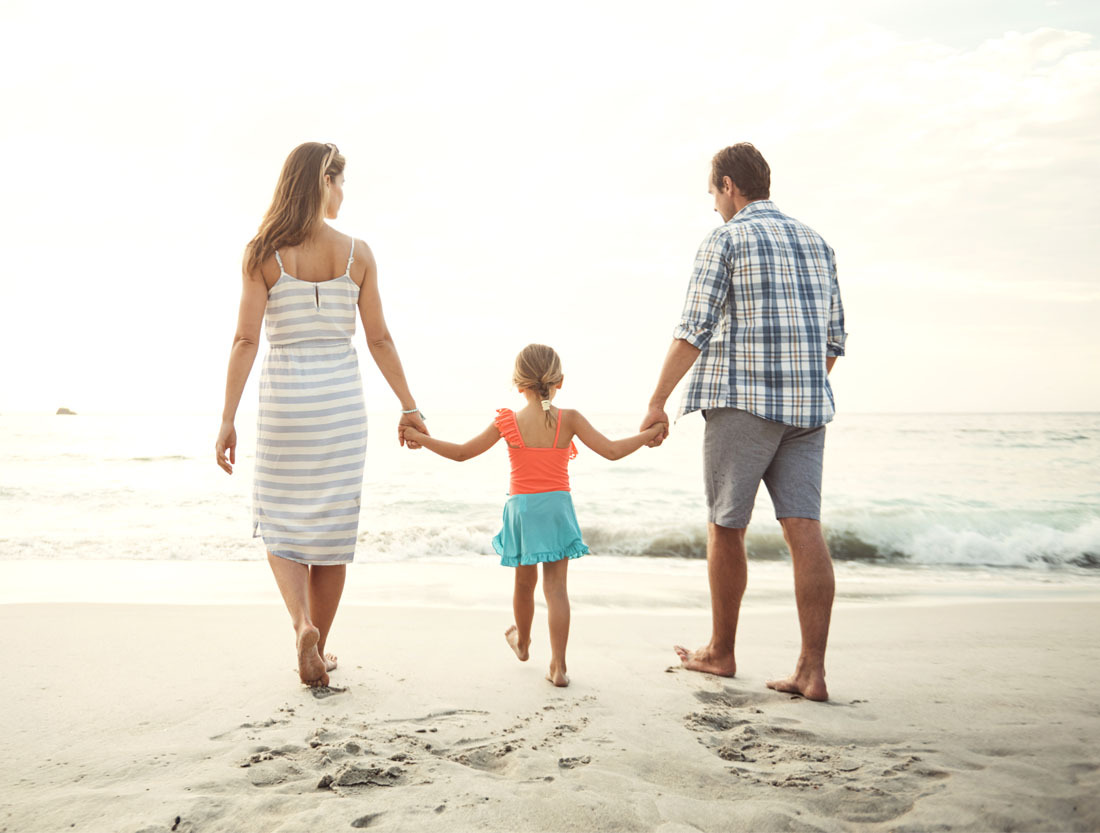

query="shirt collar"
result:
[731,199,777,220]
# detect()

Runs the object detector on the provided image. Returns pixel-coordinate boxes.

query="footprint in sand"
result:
[310,685,348,700]
[350,812,384,828]
[442,741,521,773]
[682,684,951,823]
[558,755,591,769]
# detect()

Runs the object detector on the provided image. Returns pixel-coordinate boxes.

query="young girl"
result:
[401,344,663,687]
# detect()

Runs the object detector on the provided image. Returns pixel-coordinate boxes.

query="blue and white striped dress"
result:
[252,239,366,565]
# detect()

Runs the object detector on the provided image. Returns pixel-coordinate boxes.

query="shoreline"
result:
[3,557,1099,609]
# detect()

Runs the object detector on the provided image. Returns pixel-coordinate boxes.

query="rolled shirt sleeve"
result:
[826,251,847,357]
[673,228,732,351]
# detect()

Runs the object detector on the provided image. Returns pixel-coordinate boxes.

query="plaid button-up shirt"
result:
[674,200,847,428]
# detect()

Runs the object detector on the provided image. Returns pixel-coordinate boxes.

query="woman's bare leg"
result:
[506,565,538,661]
[542,559,570,687]
[309,564,346,673]
[267,553,328,686]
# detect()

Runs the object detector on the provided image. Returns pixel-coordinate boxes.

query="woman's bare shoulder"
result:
[241,247,280,290]
[349,236,376,287]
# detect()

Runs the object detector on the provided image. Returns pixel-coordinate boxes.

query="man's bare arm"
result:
[641,339,702,445]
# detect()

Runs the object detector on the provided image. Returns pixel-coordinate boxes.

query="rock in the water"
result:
[56,407,77,415]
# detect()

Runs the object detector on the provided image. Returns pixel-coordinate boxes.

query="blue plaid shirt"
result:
[674,200,847,428]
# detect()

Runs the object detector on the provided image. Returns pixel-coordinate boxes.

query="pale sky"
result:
[1,0,1097,416]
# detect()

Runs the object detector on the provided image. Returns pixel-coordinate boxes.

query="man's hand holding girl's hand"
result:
[641,405,671,447]
[645,422,668,445]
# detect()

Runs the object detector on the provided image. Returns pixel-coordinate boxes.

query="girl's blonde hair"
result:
[513,344,563,427]
[245,142,345,275]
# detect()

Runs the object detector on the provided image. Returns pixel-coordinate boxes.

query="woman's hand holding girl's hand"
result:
[399,413,428,449]
[215,421,237,474]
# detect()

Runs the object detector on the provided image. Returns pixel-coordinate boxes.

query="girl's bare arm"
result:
[402,423,501,462]
[567,410,664,461]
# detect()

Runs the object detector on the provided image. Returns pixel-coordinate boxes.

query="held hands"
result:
[400,425,426,448]
[398,411,429,449]
[641,406,670,447]
[215,421,237,474]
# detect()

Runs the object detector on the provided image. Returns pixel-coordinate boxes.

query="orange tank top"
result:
[495,408,577,495]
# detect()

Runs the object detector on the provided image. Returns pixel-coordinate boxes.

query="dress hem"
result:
[254,524,355,566]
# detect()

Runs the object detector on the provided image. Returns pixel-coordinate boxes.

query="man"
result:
[642,143,846,701]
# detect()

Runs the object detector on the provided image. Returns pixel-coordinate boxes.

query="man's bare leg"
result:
[309,564,346,673]
[505,565,537,661]
[267,553,329,687]
[675,523,745,676]
[542,559,570,687]
[766,517,832,701]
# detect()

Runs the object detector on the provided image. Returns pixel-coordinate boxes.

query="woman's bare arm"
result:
[216,260,269,474]
[355,240,427,444]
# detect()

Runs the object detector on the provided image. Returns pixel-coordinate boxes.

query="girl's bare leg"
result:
[506,565,538,661]
[309,564,346,673]
[267,553,329,686]
[542,559,570,687]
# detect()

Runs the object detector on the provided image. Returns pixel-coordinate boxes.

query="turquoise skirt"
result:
[492,491,590,568]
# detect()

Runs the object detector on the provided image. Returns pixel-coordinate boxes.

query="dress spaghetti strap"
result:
[274,250,285,273]
[345,238,355,276]
[552,409,563,448]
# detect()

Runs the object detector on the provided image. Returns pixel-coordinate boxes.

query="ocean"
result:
[1,411,1098,576]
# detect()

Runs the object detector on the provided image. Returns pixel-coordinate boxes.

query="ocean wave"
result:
[356,516,1100,570]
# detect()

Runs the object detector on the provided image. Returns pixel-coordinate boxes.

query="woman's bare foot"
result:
[323,653,338,673]
[545,662,569,687]
[674,644,737,677]
[296,625,329,687]
[766,670,828,701]
[505,625,530,661]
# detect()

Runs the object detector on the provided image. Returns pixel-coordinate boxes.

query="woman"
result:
[216,142,426,687]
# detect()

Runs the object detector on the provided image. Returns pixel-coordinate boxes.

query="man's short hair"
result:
[711,143,770,200]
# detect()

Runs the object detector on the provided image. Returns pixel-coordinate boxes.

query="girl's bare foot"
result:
[505,625,530,661]
[296,625,329,687]
[674,644,737,677]
[546,662,569,687]
[323,653,338,673]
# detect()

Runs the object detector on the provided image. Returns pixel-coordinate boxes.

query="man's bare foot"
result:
[505,625,530,661]
[766,671,828,701]
[323,653,338,673]
[674,644,737,677]
[545,662,569,687]
[296,625,329,687]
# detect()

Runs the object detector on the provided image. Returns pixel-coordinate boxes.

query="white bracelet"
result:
[401,407,426,420]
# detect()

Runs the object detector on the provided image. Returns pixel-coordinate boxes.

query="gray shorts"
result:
[703,408,825,528]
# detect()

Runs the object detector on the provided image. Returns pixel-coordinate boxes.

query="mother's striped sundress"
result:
[252,239,366,565]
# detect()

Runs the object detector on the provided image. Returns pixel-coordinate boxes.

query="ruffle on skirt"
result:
[492,491,590,567]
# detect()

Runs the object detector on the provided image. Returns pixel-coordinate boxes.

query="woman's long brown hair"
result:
[245,142,345,275]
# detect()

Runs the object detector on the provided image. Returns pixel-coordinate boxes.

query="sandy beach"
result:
[2,560,1099,833]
